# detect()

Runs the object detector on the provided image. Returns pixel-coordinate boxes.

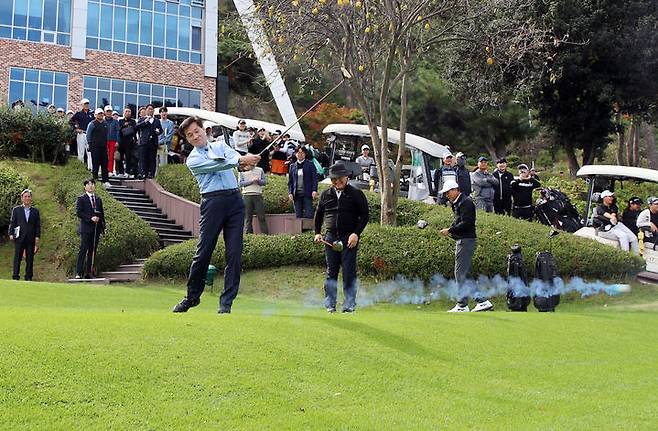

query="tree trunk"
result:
[632,119,641,167]
[642,123,658,169]
[393,69,409,212]
[625,117,636,166]
[564,143,580,178]
[614,111,625,165]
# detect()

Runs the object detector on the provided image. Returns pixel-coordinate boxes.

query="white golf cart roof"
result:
[165,107,306,142]
[576,165,658,183]
[322,123,450,159]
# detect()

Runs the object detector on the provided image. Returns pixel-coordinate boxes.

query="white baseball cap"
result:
[443,152,454,159]
[81,98,90,104]
[601,190,615,198]
[439,179,460,194]
[94,108,104,115]
[361,144,370,150]
[104,105,113,112]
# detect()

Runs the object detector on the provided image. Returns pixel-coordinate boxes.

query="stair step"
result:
[156,227,192,236]
[134,258,147,263]
[159,233,194,241]
[98,271,141,281]
[119,199,156,207]
[126,205,162,213]
[148,221,179,229]
[67,277,110,285]
[109,192,147,200]
[136,212,168,220]
[116,263,144,270]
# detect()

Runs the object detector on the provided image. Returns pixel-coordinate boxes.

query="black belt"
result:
[202,189,239,198]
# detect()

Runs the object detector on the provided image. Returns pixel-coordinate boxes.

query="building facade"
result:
[0,0,218,114]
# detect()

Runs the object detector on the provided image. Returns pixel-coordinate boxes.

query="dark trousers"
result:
[124,142,137,175]
[76,231,101,276]
[138,145,157,178]
[91,146,109,182]
[455,238,485,306]
[13,240,35,280]
[323,233,358,310]
[294,193,314,218]
[513,206,534,221]
[186,191,245,309]
[243,194,268,234]
[494,198,512,216]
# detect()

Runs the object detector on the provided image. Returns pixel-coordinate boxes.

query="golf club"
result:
[318,238,344,252]
[258,67,353,156]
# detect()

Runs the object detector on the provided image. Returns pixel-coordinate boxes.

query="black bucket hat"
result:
[328,162,351,179]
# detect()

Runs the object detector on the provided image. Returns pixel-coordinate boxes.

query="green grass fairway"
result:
[1,278,657,430]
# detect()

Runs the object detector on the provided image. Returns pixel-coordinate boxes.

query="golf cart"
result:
[321,124,451,201]
[573,164,658,274]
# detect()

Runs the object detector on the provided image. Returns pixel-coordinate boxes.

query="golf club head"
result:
[332,241,344,252]
[417,219,428,229]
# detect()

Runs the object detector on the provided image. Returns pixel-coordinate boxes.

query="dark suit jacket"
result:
[76,194,106,234]
[135,117,162,147]
[8,206,41,243]
[288,160,318,198]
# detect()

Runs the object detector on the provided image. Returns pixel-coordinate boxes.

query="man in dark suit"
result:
[135,103,162,179]
[287,145,318,218]
[8,189,41,281]
[75,179,106,279]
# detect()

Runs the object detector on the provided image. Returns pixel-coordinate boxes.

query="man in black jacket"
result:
[75,179,106,278]
[439,179,494,312]
[118,107,138,177]
[86,108,109,185]
[314,162,369,313]
[8,189,41,281]
[493,158,514,216]
[510,163,541,221]
[135,104,162,179]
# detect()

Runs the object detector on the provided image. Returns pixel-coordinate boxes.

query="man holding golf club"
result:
[314,162,369,313]
[75,179,106,279]
[439,179,494,312]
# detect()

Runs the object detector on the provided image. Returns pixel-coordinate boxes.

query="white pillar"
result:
[204,0,218,78]
[71,0,87,60]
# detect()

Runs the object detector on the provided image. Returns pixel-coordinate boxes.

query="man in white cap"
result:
[439,179,494,312]
[85,108,110,186]
[70,98,94,163]
[637,197,658,249]
[104,105,120,176]
[594,190,639,254]
[355,144,375,174]
[432,152,457,203]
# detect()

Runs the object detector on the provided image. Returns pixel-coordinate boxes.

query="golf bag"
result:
[506,244,531,312]
[533,251,561,312]
[535,188,582,233]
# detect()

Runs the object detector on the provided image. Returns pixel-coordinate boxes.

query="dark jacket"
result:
[448,193,476,240]
[76,193,106,234]
[135,117,162,147]
[105,117,120,141]
[510,177,541,208]
[455,164,472,196]
[594,203,618,231]
[288,159,318,198]
[119,118,137,148]
[314,184,369,238]
[621,208,641,236]
[70,110,94,132]
[249,137,271,172]
[8,205,41,243]
[86,120,108,149]
[492,169,514,203]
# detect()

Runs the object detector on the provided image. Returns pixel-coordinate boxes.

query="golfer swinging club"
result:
[314,162,369,313]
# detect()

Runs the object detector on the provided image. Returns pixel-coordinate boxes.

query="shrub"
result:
[0,164,30,229]
[144,205,644,281]
[54,161,159,274]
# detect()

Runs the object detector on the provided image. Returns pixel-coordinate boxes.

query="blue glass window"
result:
[87,3,99,37]
[0,2,14,26]
[28,0,43,30]
[43,0,58,31]
[7,67,69,112]
[1,0,70,45]
[114,7,126,41]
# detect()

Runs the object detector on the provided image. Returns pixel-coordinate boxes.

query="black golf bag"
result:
[533,251,561,312]
[535,188,582,233]
[506,244,531,312]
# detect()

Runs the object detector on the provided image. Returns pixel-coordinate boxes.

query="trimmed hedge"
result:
[0,164,30,229]
[54,161,159,274]
[144,205,644,281]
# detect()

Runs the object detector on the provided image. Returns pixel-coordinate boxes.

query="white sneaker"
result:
[471,300,494,312]
[103,182,112,188]
[447,303,470,313]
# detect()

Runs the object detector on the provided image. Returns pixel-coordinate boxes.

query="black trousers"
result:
[186,191,244,309]
[124,142,137,175]
[513,206,534,221]
[138,144,157,178]
[76,231,101,276]
[494,198,512,216]
[13,239,35,280]
[91,146,109,182]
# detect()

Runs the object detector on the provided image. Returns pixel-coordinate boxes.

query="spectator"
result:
[470,156,499,212]
[621,196,642,236]
[510,163,541,221]
[55,107,65,118]
[239,164,269,234]
[118,107,138,178]
[8,189,41,281]
[135,104,162,179]
[492,157,514,216]
[249,128,271,173]
[530,167,541,181]
[232,119,251,155]
[75,179,105,278]
[439,179,493,313]
[12,99,25,110]
[637,197,658,248]
[432,153,457,201]
[158,107,174,168]
[355,144,375,174]
[594,190,639,254]
[288,145,318,218]
[112,111,119,121]
[104,105,120,176]
[46,104,56,115]
[85,108,110,186]
[70,98,94,163]
[454,152,472,196]
[314,162,369,313]
[205,124,216,143]
[270,133,289,176]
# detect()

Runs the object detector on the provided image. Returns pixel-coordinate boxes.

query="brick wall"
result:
[0,39,216,111]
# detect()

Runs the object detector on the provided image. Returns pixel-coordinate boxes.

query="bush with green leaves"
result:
[144,204,644,281]
[54,161,159,274]
[0,163,30,229]
[0,106,73,163]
